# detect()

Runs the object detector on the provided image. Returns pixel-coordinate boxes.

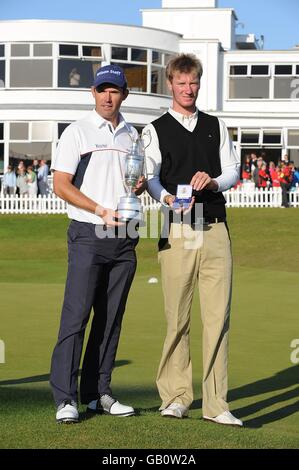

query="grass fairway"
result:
[0,209,298,449]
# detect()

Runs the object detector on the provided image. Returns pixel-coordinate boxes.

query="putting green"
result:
[0,210,298,448]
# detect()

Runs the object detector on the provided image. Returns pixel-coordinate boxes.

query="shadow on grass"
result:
[182,365,299,428]
[227,365,299,428]
[0,365,298,428]
[0,384,160,420]
[0,360,130,386]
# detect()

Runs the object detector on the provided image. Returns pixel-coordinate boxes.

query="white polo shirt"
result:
[51,109,138,225]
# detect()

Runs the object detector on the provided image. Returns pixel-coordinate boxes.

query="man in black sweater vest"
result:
[143,53,242,426]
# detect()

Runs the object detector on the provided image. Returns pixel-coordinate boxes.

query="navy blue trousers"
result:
[50,220,137,406]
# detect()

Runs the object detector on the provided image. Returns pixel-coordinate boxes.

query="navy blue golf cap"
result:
[93,64,127,89]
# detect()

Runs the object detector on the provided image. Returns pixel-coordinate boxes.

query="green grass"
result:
[0,209,298,448]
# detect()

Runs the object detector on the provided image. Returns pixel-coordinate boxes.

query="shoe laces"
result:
[167,402,184,410]
[57,399,77,411]
[99,394,116,411]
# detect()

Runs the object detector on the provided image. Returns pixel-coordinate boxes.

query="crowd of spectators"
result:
[1,153,299,208]
[240,153,299,208]
[1,159,50,197]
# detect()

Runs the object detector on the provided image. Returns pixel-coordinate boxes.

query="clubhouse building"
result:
[0,0,299,174]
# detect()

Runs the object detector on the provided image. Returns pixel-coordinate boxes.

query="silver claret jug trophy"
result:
[117,137,145,222]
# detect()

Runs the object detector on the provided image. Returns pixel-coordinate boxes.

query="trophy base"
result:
[117,195,143,222]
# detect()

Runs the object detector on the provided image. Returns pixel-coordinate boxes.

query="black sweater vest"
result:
[152,111,226,219]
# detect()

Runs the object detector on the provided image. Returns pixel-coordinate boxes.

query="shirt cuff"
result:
[214,169,240,192]
[147,176,171,205]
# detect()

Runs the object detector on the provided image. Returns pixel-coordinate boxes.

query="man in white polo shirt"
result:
[50,64,143,423]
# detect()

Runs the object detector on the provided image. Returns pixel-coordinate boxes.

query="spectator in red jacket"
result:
[269,162,280,188]
[258,163,270,189]
[242,154,252,182]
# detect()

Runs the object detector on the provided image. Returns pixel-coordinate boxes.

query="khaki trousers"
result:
[157,222,232,417]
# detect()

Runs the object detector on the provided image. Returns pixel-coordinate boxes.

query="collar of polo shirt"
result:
[91,109,131,133]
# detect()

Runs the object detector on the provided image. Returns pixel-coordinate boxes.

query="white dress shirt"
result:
[142,108,240,204]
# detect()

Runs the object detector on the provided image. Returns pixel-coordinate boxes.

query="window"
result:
[82,46,102,57]
[9,142,51,162]
[273,65,297,99]
[0,60,5,87]
[110,46,173,95]
[131,48,147,62]
[229,77,269,99]
[10,59,53,87]
[229,64,270,99]
[58,44,102,88]
[251,65,269,75]
[111,47,128,61]
[164,53,175,66]
[0,45,4,56]
[296,65,299,75]
[8,121,53,165]
[58,123,71,138]
[230,65,247,75]
[33,43,52,57]
[288,129,299,146]
[59,44,78,56]
[228,128,238,142]
[275,65,292,75]
[8,43,54,88]
[10,122,29,140]
[31,122,52,141]
[112,62,147,92]
[11,43,30,56]
[10,122,52,140]
[58,59,100,88]
[262,131,281,144]
[151,66,168,95]
[289,149,299,167]
[152,50,162,65]
[274,77,295,99]
[0,123,3,140]
[241,131,259,144]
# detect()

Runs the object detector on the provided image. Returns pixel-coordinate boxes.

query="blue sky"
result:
[0,0,297,50]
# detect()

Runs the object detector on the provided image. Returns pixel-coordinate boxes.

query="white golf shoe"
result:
[203,410,243,427]
[56,400,79,424]
[87,394,135,417]
[160,402,189,418]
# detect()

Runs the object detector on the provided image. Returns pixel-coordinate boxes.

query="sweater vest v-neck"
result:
[152,111,226,219]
